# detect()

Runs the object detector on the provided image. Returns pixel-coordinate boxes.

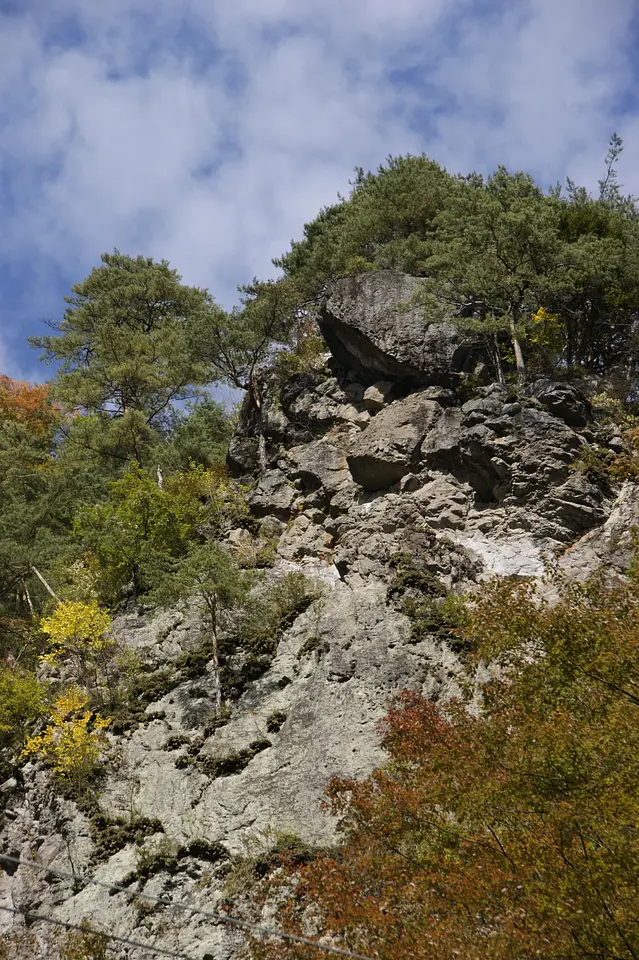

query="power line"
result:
[0,903,194,959]
[0,854,373,960]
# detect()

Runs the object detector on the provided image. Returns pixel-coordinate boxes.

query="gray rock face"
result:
[363,380,394,411]
[341,381,606,543]
[248,468,296,518]
[227,435,260,475]
[527,378,591,428]
[0,573,467,960]
[558,481,639,583]
[2,266,636,960]
[320,272,474,386]
[348,392,442,489]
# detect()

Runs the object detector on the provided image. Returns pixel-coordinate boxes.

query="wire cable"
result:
[0,853,373,960]
[0,903,194,959]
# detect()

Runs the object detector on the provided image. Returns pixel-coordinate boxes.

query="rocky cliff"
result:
[1,272,637,960]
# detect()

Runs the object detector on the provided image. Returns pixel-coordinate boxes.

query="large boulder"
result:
[348,392,442,489]
[319,271,475,386]
[248,468,296,518]
[526,378,591,428]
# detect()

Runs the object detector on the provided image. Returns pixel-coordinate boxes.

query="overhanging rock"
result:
[319,271,475,386]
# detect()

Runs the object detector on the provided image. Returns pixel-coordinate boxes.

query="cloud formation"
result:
[0,0,637,378]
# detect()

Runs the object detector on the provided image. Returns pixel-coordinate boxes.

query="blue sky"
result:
[1,0,638,382]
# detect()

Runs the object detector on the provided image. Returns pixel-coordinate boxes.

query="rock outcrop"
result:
[319,271,476,386]
[1,270,637,959]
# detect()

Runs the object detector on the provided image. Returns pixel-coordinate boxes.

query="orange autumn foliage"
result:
[250,572,639,960]
[0,375,60,434]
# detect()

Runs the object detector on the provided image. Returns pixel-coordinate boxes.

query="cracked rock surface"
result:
[2,270,637,959]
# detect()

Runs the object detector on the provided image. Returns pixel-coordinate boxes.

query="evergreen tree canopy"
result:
[30,252,212,464]
[275,154,454,291]
[196,280,304,394]
[251,137,639,389]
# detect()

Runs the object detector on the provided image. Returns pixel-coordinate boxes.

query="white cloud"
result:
[430,0,637,188]
[0,0,637,337]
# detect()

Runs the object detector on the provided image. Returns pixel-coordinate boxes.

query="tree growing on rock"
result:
[150,542,257,716]
[422,168,566,381]
[39,600,117,706]
[21,687,112,791]
[275,154,455,289]
[74,463,248,603]
[422,136,639,385]
[0,666,48,777]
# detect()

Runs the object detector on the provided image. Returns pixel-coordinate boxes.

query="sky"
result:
[1,0,638,382]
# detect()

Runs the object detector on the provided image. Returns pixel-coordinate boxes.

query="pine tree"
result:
[30,252,211,466]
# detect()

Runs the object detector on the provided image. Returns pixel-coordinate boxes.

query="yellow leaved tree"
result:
[40,601,115,704]
[527,305,563,370]
[21,688,111,790]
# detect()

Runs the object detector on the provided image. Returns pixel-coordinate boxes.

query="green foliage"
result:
[296,634,329,660]
[420,168,567,379]
[572,443,615,484]
[572,431,639,487]
[591,391,639,429]
[223,830,318,901]
[150,540,258,714]
[275,155,454,290]
[30,251,211,466]
[401,592,469,647]
[265,710,287,733]
[195,279,305,393]
[123,835,229,887]
[159,398,233,471]
[385,550,468,648]
[272,326,327,383]
[386,551,448,600]
[197,156,455,398]
[220,573,320,699]
[87,810,164,864]
[0,667,48,760]
[253,137,639,391]
[150,539,256,618]
[607,429,639,483]
[59,922,111,960]
[597,132,638,212]
[74,463,247,602]
[200,737,272,779]
[0,414,74,625]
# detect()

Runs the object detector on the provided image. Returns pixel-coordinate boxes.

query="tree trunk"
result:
[250,377,268,472]
[22,583,34,615]
[31,566,60,602]
[493,332,505,385]
[206,597,223,717]
[509,311,526,381]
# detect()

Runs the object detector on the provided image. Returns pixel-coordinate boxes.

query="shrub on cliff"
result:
[0,667,48,760]
[21,688,112,791]
[251,567,639,960]
[74,463,248,603]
